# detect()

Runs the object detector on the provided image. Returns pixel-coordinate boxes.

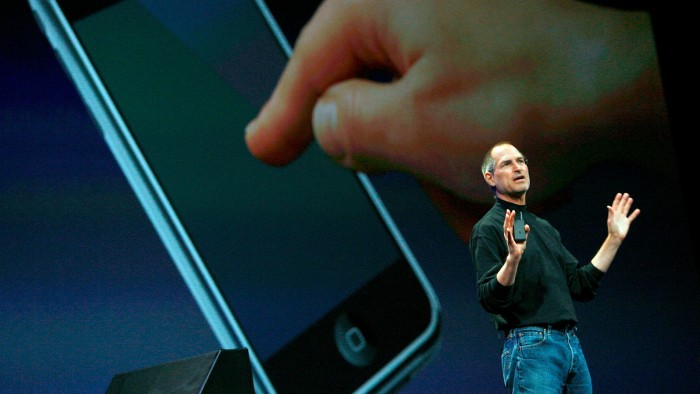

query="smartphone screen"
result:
[31,0,441,392]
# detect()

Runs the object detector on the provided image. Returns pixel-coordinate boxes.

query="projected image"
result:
[3,1,698,393]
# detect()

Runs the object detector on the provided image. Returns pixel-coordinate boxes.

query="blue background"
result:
[2,2,699,393]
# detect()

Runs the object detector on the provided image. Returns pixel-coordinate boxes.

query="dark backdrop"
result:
[2,2,698,393]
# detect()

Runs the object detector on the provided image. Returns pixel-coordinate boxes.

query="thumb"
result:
[312,78,421,174]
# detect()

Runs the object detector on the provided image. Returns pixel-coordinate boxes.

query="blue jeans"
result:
[501,326,592,393]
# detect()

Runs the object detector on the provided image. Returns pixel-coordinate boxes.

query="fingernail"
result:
[244,118,258,138]
[312,101,342,157]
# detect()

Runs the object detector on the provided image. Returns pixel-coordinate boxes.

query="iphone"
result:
[28,0,442,392]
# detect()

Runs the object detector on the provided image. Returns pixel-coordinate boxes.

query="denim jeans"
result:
[501,326,592,393]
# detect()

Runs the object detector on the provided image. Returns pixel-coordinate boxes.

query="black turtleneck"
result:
[469,198,605,331]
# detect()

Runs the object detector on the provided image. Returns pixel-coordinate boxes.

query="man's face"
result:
[488,144,530,200]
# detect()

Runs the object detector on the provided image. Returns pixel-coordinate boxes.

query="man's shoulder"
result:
[471,205,503,235]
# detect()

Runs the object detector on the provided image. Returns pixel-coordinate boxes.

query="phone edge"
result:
[254,1,443,392]
[26,1,277,392]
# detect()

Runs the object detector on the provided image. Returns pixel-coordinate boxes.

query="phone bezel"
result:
[28,0,442,392]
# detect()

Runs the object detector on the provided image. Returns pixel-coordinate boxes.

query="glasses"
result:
[495,156,528,171]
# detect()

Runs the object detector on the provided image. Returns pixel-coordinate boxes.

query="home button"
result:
[334,312,377,367]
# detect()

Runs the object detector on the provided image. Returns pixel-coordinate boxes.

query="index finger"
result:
[245,0,392,165]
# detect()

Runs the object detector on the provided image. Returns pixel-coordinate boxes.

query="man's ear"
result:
[484,172,495,187]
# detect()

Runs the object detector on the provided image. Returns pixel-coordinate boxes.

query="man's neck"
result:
[496,193,526,206]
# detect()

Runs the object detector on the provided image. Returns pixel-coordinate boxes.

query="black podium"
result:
[106,349,254,393]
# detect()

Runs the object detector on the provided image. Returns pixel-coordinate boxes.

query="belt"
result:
[504,323,576,339]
